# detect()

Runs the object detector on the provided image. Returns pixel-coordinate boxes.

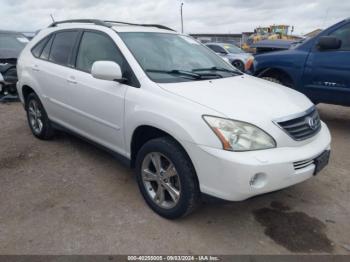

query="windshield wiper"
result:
[145,69,224,80]
[146,69,202,79]
[193,66,242,75]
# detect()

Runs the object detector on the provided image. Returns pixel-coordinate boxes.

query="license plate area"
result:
[314,150,330,175]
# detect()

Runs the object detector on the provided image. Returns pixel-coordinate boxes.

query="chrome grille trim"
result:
[273,106,321,141]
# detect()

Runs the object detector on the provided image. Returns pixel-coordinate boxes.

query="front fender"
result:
[124,87,223,158]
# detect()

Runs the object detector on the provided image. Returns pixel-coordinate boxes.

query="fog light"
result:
[249,173,267,188]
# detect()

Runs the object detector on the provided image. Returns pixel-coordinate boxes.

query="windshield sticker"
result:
[17,37,29,43]
[179,35,200,45]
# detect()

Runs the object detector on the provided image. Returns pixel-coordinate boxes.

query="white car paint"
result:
[17,22,331,201]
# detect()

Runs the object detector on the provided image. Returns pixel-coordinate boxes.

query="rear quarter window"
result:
[40,35,54,60]
[31,35,51,58]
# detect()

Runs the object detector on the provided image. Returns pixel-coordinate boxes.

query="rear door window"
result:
[49,31,79,66]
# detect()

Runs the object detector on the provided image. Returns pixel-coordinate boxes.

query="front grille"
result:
[293,159,314,170]
[275,107,321,141]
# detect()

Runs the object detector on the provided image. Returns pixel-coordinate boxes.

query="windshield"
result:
[222,44,244,54]
[290,37,312,49]
[0,33,28,51]
[119,32,241,83]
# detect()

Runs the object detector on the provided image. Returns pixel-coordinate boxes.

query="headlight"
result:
[203,115,276,151]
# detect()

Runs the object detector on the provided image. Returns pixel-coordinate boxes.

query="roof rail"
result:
[48,19,175,32]
[104,20,175,31]
[49,19,112,28]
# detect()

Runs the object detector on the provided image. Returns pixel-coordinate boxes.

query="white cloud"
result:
[0,0,349,35]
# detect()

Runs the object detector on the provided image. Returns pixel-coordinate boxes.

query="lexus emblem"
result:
[306,117,317,130]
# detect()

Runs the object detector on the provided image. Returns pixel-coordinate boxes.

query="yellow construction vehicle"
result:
[242,24,297,52]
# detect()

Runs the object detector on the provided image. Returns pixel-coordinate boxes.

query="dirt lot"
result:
[0,102,349,255]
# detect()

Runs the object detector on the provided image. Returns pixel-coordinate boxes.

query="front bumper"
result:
[182,122,331,201]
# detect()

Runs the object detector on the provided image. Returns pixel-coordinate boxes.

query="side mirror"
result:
[91,61,123,82]
[317,36,342,51]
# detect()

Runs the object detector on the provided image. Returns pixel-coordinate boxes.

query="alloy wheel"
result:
[141,152,181,209]
[28,99,43,135]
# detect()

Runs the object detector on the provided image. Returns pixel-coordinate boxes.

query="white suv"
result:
[17,20,331,219]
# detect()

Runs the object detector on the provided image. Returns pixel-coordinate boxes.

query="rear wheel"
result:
[135,137,200,219]
[26,93,55,140]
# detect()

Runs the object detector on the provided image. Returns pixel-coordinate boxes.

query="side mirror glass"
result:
[91,61,123,82]
[317,36,341,51]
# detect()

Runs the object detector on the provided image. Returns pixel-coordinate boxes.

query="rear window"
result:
[49,31,79,66]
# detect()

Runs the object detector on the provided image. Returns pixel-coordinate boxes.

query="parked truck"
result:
[250,18,350,106]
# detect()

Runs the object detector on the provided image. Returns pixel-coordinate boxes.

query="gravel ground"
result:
[0,102,349,255]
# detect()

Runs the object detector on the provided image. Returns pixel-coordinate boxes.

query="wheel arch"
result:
[22,85,36,108]
[130,124,201,194]
[130,125,192,168]
[17,67,42,105]
[255,67,295,87]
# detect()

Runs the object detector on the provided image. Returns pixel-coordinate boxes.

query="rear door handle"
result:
[67,79,77,84]
[67,76,77,85]
[32,65,40,72]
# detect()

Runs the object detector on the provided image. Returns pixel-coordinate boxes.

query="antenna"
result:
[180,2,184,33]
[322,7,330,29]
[50,14,55,23]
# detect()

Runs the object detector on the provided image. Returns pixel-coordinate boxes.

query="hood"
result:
[158,75,313,125]
[0,48,21,60]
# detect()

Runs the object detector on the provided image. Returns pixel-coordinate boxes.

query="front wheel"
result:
[135,137,200,219]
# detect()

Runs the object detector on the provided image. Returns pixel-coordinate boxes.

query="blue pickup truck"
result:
[251,18,350,106]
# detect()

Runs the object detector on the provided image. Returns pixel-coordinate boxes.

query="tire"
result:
[232,60,245,72]
[135,137,201,219]
[26,92,55,140]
